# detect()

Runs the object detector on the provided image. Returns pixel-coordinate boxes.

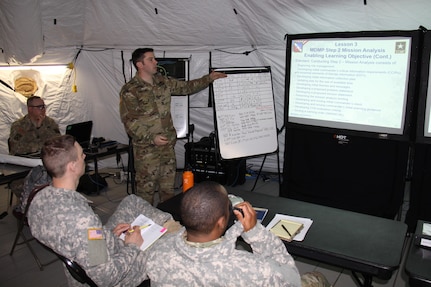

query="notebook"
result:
[65,121,93,148]
[270,219,304,242]
[266,214,313,242]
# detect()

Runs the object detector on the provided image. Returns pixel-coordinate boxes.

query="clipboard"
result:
[270,219,304,242]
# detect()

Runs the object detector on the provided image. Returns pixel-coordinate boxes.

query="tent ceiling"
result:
[1,0,430,64]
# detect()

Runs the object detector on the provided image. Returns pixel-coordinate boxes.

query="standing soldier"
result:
[119,48,226,205]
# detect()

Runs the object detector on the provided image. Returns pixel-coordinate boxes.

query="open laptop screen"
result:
[65,121,93,148]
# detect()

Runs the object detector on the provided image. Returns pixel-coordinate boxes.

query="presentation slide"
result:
[287,36,412,135]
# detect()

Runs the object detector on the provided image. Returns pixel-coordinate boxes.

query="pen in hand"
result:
[139,224,151,230]
[125,224,151,234]
[281,224,292,237]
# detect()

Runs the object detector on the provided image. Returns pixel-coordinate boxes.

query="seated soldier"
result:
[8,96,60,201]
[28,135,181,286]
[9,95,60,156]
[146,181,331,287]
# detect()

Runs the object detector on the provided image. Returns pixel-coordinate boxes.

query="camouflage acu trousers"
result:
[104,194,173,231]
[133,144,176,205]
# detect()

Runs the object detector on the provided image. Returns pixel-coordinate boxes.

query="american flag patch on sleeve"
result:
[88,228,104,240]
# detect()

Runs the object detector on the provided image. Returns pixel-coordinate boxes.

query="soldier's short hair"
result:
[181,181,230,234]
[132,48,154,70]
[41,135,77,178]
[27,95,42,106]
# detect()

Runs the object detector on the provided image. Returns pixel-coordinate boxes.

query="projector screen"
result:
[416,30,431,143]
[285,30,420,140]
[157,58,189,138]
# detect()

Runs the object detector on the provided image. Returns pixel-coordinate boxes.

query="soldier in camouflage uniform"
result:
[9,95,60,155]
[146,181,332,286]
[28,135,180,287]
[119,48,226,205]
[147,182,330,287]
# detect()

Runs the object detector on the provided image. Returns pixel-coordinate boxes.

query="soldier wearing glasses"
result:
[9,95,60,156]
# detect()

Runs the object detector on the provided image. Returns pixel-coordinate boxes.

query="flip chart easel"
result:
[212,67,280,192]
[212,67,278,159]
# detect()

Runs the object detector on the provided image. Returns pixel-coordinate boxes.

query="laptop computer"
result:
[65,121,93,149]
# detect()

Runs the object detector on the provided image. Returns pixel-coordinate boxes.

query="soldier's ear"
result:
[68,159,80,174]
[215,215,227,234]
[67,160,75,172]
[136,61,144,69]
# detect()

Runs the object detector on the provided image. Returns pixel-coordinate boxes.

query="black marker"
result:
[281,224,292,237]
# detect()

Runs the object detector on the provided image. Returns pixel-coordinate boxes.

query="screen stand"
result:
[250,151,281,195]
[126,137,136,195]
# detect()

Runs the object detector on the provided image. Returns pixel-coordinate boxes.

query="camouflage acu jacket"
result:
[9,114,60,155]
[119,73,211,147]
[146,221,301,287]
[28,188,172,287]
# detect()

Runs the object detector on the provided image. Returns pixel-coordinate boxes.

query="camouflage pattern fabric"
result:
[146,221,302,287]
[301,271,332,287]
[133,144,176,204]
[9,114,60,155]
[28,187,173,287]
[14,165,52,213]
[8,178,25,200]
[119,73,212,204]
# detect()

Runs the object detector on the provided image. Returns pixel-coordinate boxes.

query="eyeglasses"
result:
[29,105,46,110]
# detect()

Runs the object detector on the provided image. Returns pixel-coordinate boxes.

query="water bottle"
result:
[182,169,194,192]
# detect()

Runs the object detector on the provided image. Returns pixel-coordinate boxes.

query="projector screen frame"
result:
[284,29,421,142]
[415,30,431,144]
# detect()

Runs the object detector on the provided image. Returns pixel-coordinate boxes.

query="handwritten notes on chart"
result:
[213,68,278,159]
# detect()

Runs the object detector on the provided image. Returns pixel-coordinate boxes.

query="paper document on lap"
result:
[120,214,167,251]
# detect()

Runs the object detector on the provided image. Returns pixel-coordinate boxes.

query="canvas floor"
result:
[0,168,412,287]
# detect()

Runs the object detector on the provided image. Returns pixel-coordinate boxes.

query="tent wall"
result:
[0,47,285,171]
[1,0,430,172]
[0,0,44,64]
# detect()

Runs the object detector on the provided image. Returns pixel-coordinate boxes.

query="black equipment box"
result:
[185,140,245,186]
